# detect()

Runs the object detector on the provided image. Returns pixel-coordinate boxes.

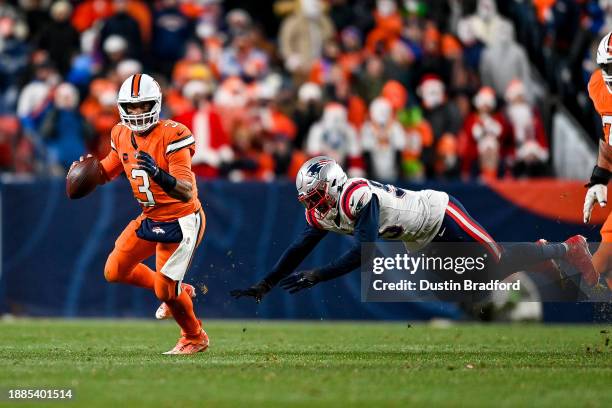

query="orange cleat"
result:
[163,327,209,355]
[155,283,196,320]
[563,235,599,286]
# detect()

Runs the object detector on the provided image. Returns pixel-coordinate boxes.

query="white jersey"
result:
[306,178,449,251]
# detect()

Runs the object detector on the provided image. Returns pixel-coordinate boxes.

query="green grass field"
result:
[0,319,611,407]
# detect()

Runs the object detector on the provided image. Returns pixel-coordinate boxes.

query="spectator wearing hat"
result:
[219,29,268,80]
[418,74,462,176]
[361,97,406,181]
[479,22,532,102]
[305,102,363,176]
[460,86,511,180]
[35,1,80,76]
[99,0,144,63]
[504,79,549,178]
[39,82,91,172]
[174,80,234,178]
[382,80,430,181]
[293,82,323,150]
[279,0,335,75]
[101,34,128,74]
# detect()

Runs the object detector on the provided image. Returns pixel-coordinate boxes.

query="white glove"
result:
[583,184,607,223]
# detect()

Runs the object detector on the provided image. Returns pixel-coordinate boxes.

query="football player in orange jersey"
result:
[70,73,208,354]
[583,31,612,290]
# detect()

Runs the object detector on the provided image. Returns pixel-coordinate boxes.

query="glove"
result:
[279,270,322,294]
[230,280,272,303]
[136,151,159,178]
[583,184,607,223]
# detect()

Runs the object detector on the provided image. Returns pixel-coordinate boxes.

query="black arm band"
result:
[152,168,177,194]
[587,166,611,187]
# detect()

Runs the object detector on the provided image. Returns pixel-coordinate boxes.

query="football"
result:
[66,156,103,199]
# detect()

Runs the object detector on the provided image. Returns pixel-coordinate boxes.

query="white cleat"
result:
[155,283,196,320]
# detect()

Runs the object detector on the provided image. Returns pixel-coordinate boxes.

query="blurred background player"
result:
[584,30,612,290]
[231,156,596,301]
[69,73,208,355]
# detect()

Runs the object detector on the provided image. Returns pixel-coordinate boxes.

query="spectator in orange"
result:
[365,0,402,53]
[79,79,119,158]
[71,0,114,33]
[124,0,152,45]
[433,133,459,179]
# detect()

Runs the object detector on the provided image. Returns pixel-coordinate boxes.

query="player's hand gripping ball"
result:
[66,154,104,199]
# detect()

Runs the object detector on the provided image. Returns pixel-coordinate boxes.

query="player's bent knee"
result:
[154,273,178,302]
[104,250,132,283]
[104,256,121,283]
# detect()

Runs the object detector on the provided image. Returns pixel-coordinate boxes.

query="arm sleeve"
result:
[167,147,193,181]
[100,138,123,182]
[316,195,380,282]
[262,224,328,286]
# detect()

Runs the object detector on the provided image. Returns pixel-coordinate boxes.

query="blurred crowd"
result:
[0,0,595,182]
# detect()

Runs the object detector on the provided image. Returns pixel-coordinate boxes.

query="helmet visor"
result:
[601,63,612,79]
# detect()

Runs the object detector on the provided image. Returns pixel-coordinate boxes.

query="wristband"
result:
[587,165,611,187]
[151,168,177,194]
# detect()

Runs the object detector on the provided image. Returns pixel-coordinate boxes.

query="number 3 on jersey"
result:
[131,169,156,206]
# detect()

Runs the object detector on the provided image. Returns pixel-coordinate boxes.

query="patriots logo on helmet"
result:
[307,159,331,176]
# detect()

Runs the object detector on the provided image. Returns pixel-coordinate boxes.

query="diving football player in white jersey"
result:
[231,156,597,300]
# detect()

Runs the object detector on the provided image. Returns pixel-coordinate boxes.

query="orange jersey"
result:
[101,119,201,221]
[588,69,612,143]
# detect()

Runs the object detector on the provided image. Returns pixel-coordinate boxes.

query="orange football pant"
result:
[104,211,206,337]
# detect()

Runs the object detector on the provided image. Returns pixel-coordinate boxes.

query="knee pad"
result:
[154,273,179,302]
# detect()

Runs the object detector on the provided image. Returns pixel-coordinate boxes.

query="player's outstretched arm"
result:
[280,196,380,294]
[230,225,328,302]
[584,140,612,223]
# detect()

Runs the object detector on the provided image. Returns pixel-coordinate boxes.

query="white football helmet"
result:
[296,156,347,218]
[117,73,162,133]
[597,31,612,92]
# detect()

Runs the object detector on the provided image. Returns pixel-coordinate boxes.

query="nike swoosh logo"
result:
[437,227,446,237]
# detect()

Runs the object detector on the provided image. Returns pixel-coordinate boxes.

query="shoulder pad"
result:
[162,120,195,155]
[340,178,372,220]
